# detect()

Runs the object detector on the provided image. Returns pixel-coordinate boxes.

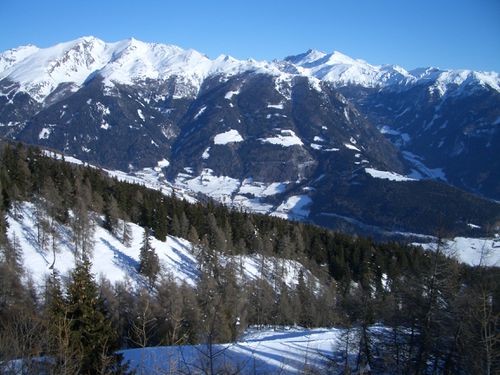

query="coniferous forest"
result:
[0,142,498,374]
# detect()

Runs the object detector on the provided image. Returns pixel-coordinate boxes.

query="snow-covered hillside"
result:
[6,202,314,290]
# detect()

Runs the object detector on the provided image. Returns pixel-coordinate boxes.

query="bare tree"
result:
[129,291,157,348]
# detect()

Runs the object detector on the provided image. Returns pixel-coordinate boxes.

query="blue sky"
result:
[2,0,499,72]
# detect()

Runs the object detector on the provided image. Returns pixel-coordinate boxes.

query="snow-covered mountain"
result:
[1,37,498,102]
[0,36,284,103]
[0,37,499,237]
[284,48,500,93]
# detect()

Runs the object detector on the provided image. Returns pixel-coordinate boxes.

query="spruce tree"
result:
[139,227,160,287]
[121,220,132,247]
[66,256,118,374]
[103,196,120,235]
[44,271,82,375]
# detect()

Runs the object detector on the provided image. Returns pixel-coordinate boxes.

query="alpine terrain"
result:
[0,36,499,239]
[0,37,500,375]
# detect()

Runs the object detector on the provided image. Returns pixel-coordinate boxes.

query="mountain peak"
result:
[76,35,103,43]
[284,49,327,65]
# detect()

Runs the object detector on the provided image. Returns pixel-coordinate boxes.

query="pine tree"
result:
[170,214,181,237]
[103,196,120,235]
[0,232,25,318]
[121,220,132,247]
[295,269,316,327]
[44,271,82,374]
[179,212,190,238]
[139,227,160,287]
[66,256,119,374]
[71,179,95,260]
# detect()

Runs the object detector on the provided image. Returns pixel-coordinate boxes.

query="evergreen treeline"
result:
[0,142,498,374]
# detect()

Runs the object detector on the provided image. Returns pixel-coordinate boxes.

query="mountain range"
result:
[1,36,499,238]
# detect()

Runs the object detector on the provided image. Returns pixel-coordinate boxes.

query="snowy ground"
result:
[121,326,358,374]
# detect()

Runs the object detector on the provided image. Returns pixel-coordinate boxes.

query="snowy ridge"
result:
[1,37,498,102]
[285,49,500,93]
[0,37,284,102]
[286,49,415,88]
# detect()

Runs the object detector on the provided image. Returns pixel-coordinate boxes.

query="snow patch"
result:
[239,179,288,197]
[157,158,170,168]
[137,109,145,121]
[267,103,284,109]
[122,327,349,375]
[379,125,400,135]
[417,237,500,267]
[224,89,240,100]
[259,129,303,147]
[38,128,51,140]
[310,143,322,150]
[193,106,206,119]
[213,129,244,145]
[403,151,447,181]
[365,168,415,182]
[201,147,210,159]
[344,143,361,152]
[344,108,350,121]
[272,195,312,220]
[96,101,110,115]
